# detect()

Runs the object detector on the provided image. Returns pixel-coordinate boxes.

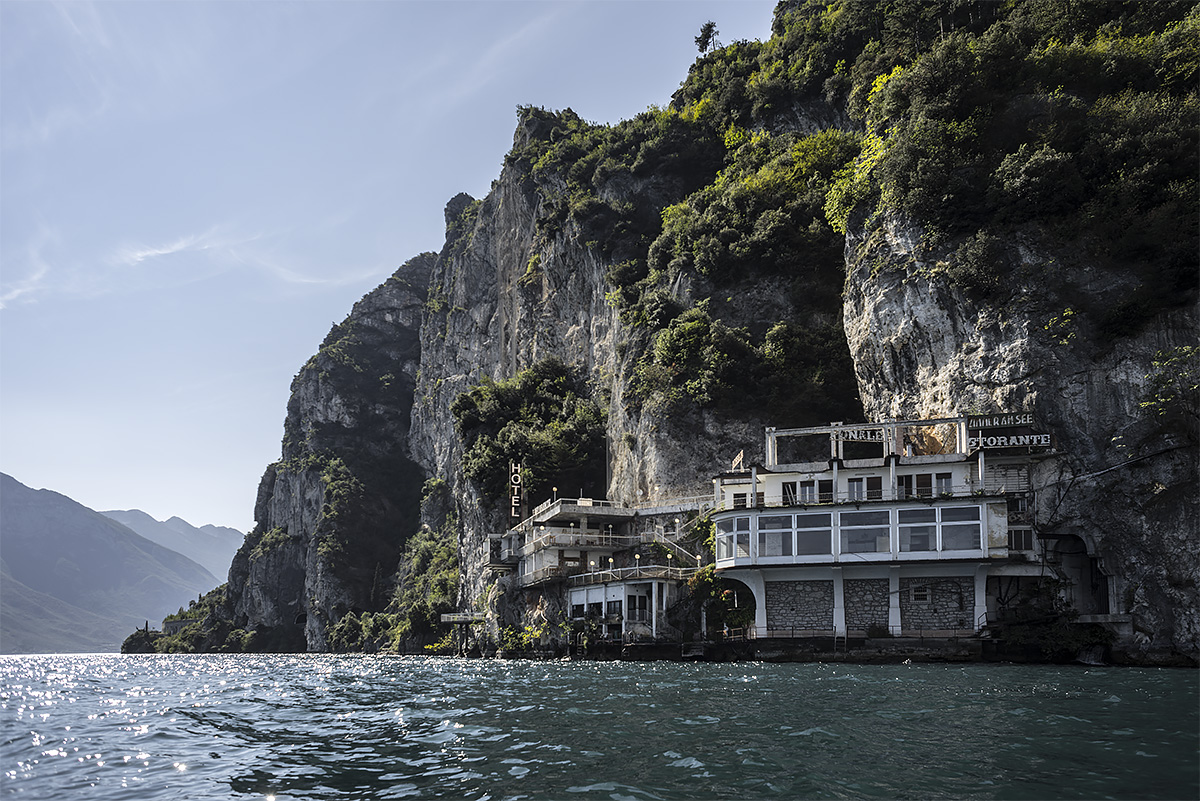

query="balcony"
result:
[567,564,700,587]
[713,500,990,569]
[518,527,633,557]
[718,481,1003,511]
[518,564,587,587]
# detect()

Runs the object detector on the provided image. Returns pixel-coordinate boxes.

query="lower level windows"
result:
[1008,528,1034,551]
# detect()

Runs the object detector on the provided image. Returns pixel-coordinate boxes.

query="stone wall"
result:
[899,576,973,631]
[765,580,833,631]
[845,578,889,632]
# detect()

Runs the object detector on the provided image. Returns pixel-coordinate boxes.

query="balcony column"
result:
[832,567,846,637]
[974,565,989,631]
[888,569,902,635]
[651,580,658,639]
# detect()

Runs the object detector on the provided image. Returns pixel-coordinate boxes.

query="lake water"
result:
[1,655,1196,800]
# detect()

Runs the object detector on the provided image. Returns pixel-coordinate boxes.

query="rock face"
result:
[225,256,432,650]
[408,119,774,608]
[225,110,1197,664]
[223,5,1198,664]
[842,215,1199,663]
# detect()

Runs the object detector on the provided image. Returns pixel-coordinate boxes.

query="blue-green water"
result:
[1,655,1196,800]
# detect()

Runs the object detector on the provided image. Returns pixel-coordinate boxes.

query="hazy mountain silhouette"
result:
[0,473,218,653]
[101,509,243,580]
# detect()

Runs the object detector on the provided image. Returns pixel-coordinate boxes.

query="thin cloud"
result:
[0,226,56,309]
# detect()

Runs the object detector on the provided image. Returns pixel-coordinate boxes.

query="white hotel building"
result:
[494,414,1093,645]
[710,416,1054,639]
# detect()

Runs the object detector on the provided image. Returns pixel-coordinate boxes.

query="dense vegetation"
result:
[452,357,606,503]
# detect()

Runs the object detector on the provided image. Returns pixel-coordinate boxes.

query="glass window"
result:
[916,474,933,498]
[716,518,735,535]
[936,472,953,495]
[841,510,890,527]
[796,529,832,555]
[607,600,622,617]
[799,480,817,502]
[899,508,936,523]
[897,475,914,499]
[734,516,750,531]
[733,493,747,509]
[900,525,936,551]
[759,515,792,530]
[758,530,793,557]
[716,534,734,560]
[841,527,890,553]
[571,604,585,618]
[911,586,931,603]
[942,524,981,550]
[796,512,832,528]
[941,507,981,522]
[782,482,798,505]
[818,480,834,502]
[735,531,751,558]
[1009,529,1034,551]
[847,477,865,500]
[867,476,883,500]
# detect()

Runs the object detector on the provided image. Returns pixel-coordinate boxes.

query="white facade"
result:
[711,418,1050,638]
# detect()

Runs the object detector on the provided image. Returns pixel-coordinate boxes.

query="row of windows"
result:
[715,506,984,559]
[570,596,651,621]
[731,473,958,507]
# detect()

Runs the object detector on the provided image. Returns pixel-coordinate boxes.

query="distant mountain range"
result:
[0,473,237,653]
[101,509,243,580]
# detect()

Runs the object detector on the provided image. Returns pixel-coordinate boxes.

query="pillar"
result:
[832,567,846,636]
[889,569,902,635]
[651,580,658,639]
[974,566,989,631]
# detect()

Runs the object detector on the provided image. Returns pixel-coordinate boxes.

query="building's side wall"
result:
[899,576,974,630]
[765,580,833,630]
[844,578,889,632]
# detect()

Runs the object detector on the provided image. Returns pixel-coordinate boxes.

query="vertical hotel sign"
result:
[509,462,523,520]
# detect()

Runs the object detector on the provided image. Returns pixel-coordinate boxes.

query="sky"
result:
[1,0,778,533]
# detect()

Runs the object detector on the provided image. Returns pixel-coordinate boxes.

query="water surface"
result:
[2,655,1196,799]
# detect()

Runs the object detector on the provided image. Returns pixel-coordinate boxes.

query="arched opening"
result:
[1049,535,1110,615]
[710,575,757,639]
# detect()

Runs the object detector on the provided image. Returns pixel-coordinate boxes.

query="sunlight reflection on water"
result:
[0,654,1196,800]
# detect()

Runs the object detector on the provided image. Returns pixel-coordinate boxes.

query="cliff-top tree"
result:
[452,358,607,504]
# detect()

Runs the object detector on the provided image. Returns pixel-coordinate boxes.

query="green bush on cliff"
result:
[385,518,460,647]
[824,2,1197,326]
[629,301,858,425]
[649,128,860,286]
[452,357,606,502]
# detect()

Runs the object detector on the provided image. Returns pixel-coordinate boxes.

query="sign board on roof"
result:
[967,412,1035,429]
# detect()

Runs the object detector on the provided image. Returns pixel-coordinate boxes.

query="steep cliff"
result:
[843,215,1197,663]
[224,255,432,650]
[155,0,1196,662]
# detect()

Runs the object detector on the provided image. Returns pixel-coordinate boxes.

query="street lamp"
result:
[635,553,641,575]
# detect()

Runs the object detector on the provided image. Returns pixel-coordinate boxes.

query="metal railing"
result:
[713,482,1007,512]
[518,528,634,557]
[529,496,628,518]
[567,564,700,587]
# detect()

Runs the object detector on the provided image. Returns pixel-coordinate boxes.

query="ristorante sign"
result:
[968,432,1052,449]
[966,411,1050,450]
